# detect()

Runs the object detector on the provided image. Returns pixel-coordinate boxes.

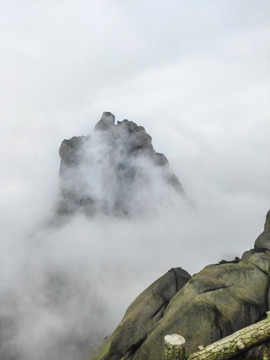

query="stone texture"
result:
[95,112,115,131]
[255,210,270,250]
[88,268,191,360]
[56,112,185,219]
[88,211,270,360]
[130,252,270,360]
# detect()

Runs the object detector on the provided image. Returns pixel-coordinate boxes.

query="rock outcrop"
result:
[255,210,270,250]
[56,112,185,218]
[88,268,191,360]
[88,211,270,360]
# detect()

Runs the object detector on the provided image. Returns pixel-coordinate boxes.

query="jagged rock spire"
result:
[56,112,186,219]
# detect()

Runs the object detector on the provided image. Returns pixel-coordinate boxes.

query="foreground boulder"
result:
[89,211,270,360]
[57,112,185,219]
[88,268,191,360]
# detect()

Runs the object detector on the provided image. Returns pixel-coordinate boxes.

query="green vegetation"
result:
[218,256,240,264]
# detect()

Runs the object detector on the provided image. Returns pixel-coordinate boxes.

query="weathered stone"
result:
[88,268,191,360]
[94,112,115,131]
[154,153,169,166]
[164,334,186,360]
[59,136,86,169]
[128,254,269,360]
[57,112,185,219]
[255,210,270,250]
[88,212,270,360]
[117,119,137,133]
[187,312,270,360]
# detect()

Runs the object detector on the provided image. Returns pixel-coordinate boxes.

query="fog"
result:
[1,1,270,359]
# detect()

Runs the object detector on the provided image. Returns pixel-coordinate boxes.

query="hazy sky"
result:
[1,0,269,247]
[0,1,270,358]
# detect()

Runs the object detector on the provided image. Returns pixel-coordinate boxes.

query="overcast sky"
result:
[0,1,270,357]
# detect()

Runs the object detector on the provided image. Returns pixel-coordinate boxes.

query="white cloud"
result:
[0,1,270,358]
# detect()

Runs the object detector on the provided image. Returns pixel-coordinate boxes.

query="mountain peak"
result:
[56,113,186,219]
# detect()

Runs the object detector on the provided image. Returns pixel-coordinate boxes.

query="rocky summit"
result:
[56,112,185,219]
[88,211,270,360]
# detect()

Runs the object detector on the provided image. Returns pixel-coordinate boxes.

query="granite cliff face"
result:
[56,112,185,219]
[88,211,270,360]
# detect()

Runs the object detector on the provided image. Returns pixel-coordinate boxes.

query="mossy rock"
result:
[88,268,191,360]
[89,251,270,360]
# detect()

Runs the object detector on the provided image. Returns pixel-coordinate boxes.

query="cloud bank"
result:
[0,1,270,359]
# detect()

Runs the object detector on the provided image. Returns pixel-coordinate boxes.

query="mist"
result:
[1,1,270,359]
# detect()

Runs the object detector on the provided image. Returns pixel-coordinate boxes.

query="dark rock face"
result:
[88,211,270,360]
[57,112,185,218]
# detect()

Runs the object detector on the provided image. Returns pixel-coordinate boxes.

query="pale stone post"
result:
[164,334,186,360]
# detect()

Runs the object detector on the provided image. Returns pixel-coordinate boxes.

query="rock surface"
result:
[88,268,191,360]
[88,211,270,360]
[255,210,270,250]
[56,112,185,219]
